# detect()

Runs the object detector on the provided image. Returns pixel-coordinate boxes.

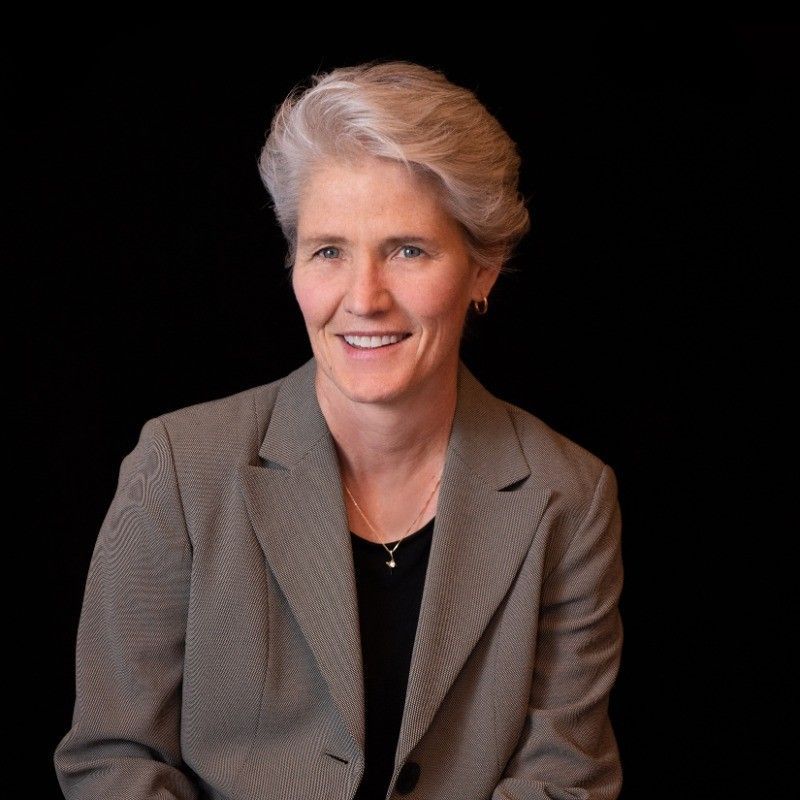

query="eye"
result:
[399,245,423,258]
[314,246,340,260]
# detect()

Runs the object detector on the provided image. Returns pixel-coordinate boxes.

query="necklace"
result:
[343,473,441,570]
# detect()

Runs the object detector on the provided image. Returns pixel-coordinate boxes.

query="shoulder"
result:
[509,398,607,485]
[138,365,297,468]
[498,401,619,552]
[456,360,617,513]
[495,392,618,519]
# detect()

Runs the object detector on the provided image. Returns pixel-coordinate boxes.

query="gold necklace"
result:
[343,473,441,569]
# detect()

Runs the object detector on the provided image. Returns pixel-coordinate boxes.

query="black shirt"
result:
[350,517,435,800]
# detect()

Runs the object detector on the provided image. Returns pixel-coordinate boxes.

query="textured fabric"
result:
[53,356,624,800]
[350,519,435,800]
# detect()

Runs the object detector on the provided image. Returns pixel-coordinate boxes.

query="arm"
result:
[492,464,624,800]
[54,417,199,799]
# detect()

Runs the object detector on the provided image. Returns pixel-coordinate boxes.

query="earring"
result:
[472,295,489,315]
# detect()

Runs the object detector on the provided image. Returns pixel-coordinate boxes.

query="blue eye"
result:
[316,246,340,259]
[400,245,423,258]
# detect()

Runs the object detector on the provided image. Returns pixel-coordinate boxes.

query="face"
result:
[292,156,498,408]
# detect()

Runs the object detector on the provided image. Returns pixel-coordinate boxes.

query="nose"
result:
[343,255,391,316]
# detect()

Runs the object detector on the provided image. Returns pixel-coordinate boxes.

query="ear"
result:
[471,262,502,303]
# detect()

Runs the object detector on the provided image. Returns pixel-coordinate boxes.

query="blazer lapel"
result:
[235,358,366,754]
[391,363,552,773]
[235,357,553,775]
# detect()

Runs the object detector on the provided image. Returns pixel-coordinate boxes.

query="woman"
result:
[54,60,623,800]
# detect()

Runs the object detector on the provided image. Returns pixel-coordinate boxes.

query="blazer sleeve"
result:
[491,463,624,800]
[53,416,199,799]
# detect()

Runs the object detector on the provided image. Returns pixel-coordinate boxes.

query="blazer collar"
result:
[237,356,550,778]
[258,355,531,489]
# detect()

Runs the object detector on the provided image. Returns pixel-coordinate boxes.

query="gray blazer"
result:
[54,356,623,800]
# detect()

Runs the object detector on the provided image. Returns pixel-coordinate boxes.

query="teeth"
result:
[344,334,404,349]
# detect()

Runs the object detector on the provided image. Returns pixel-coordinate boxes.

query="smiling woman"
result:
[292,157,496,410]
[54,60,624,800]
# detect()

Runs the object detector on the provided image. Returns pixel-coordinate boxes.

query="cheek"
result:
[292,275,329,329]
[411,280,469,332]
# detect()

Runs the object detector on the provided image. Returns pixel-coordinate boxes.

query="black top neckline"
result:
[349,514,433,799]
[349,516,435,548]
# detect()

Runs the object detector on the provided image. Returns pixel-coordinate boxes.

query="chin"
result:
[337,377,409,406]
[320,364,411,407]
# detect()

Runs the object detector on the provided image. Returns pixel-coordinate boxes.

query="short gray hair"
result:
[257,59,530,271]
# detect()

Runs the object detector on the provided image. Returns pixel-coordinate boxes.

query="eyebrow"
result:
[298,234,439,250]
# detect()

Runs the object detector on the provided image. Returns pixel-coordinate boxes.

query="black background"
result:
[12,21,795,798]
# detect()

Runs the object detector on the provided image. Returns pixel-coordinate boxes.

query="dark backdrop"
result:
[12,21,794,798]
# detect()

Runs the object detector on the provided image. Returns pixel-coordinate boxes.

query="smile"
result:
[342,334,410,349]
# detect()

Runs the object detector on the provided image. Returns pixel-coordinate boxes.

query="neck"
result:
[316,368,458,483]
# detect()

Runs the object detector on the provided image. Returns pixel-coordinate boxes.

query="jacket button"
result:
[395,760,421,794]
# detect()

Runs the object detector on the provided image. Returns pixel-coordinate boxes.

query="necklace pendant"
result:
[386,557,396,569]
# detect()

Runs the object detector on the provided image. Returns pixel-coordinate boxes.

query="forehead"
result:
[298,157,447,226]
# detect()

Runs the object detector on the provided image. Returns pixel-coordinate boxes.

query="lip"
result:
[337,331,411,358]
[337,331,411,338]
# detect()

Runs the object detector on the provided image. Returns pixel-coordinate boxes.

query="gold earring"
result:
[472,295,489,315]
